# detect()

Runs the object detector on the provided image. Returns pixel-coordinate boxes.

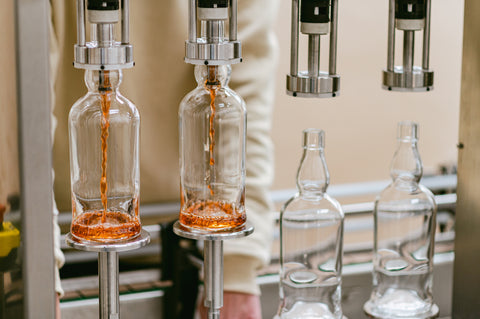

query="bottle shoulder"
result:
[376,181,436,210]
[280,193,344,219]
[179,86,246,112]
[69,91,140,121]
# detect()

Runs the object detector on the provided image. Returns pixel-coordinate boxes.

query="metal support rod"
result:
[189,0,197,42]
[229,0,237,41]
[121,0,129,44]
[403,31,414,72]
[76,0,86,46]
[204,240,223,319]
[290,0,299,76]
[0,273,5,319]
[422,0,432,70]
[329,0,338,75]
[387,0,395,71]
[99,252,120,319]
[308,34,321,77]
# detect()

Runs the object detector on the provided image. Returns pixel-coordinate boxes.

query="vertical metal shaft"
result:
[229,0,238,41]
[189,0,197,42]
[422,0,432,70]
[204,240,223,319]
[99,252,120,319]
[403,30,415,72]
[308,35,321,77]
[387,0,395,71]
[329,0,338,75]
[76,0,86,46]
[121,0,129,44]
[0,273,5,319]
[290,0,299,76]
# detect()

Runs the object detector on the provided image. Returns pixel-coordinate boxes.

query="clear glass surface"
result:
[69,70,141,242]
[179,65,247,231]
[366,121,437,318]
[277,129,344,319]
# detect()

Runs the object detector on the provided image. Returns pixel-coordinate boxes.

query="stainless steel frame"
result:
[15,0,56,317]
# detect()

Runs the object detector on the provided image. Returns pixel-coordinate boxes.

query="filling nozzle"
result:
[185,0,242,66]
[383,0,434,91]
[74,0,133,70]
[286,0,340,98]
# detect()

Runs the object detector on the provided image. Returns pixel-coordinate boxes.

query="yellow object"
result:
[0,222,20,257]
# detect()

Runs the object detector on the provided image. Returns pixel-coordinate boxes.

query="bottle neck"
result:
[194,65,230,88]
[390,139,423,183]
[296,134,329,196]
[85,69,122,92]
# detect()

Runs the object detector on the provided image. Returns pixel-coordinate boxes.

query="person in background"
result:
[50,0,279,317]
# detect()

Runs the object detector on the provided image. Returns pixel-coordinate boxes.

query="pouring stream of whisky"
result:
[100,71,112,223]
[205,66,220,196]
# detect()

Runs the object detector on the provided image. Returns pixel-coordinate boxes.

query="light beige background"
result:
[0,0,18,210]
[270,0,463,190]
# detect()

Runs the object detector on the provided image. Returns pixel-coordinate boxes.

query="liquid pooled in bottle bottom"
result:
[180,200,246,231]
[71,211,141,242]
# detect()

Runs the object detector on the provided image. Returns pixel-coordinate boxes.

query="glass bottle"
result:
[364,121,438,318]
[179,65,247,231]
[69,69,141,242]
[276,129,344,319]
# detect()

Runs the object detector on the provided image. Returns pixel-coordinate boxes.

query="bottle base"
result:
[363,300,439,319]
[179,200,246,232]
[71,210,141,243]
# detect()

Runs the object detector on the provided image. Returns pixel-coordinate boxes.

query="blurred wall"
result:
[0,0,19,211]
[270,0,464,190]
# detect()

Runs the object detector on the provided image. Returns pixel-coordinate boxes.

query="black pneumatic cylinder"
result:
[395,0,426,20]
[87,0,120,11]
[198,0,228,8]
[300,0,330,24]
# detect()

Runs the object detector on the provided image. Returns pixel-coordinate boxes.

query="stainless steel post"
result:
[204,240,223,319]
[229,0,238,41]
[422,0,432,70]
[121,0,129,44]
[76,0,86,46]
[189,0,197,43]
[0,273,4,319]
[99,252,120,319]
[308,35,320,77]
[290,0,299,76]
[329,0,338,75]
[387,0,395,72]
[403,30,414,72]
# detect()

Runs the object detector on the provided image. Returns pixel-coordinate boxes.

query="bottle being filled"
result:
[179,65,247,231]
[364,121,438,319]
[276,129,344,319]
[69,0,141,242]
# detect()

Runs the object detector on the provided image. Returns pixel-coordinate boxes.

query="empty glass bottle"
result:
[276,129,344,319]
[69,69,141,242]
[179,65,247,232]
[364,121,438,319]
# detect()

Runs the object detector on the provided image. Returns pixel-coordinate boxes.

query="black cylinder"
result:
[395,0,426,20]
[300,0,330,24]
[87,0,119,11]
[198,0,228,8]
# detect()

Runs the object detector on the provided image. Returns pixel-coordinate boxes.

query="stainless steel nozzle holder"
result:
[66,230,150,319]
[74,0,133,70]
[383,0,433,91]
[185,0,242,66]
[173,221,254,319]
[287,0,340,98]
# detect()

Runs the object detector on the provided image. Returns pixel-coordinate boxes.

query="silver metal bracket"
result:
[184,41,242,66]
[287,72,340,98]
[74,44,134,70]
[383,67,434,92]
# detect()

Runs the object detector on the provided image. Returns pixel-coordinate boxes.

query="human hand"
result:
[198,291,262,319]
